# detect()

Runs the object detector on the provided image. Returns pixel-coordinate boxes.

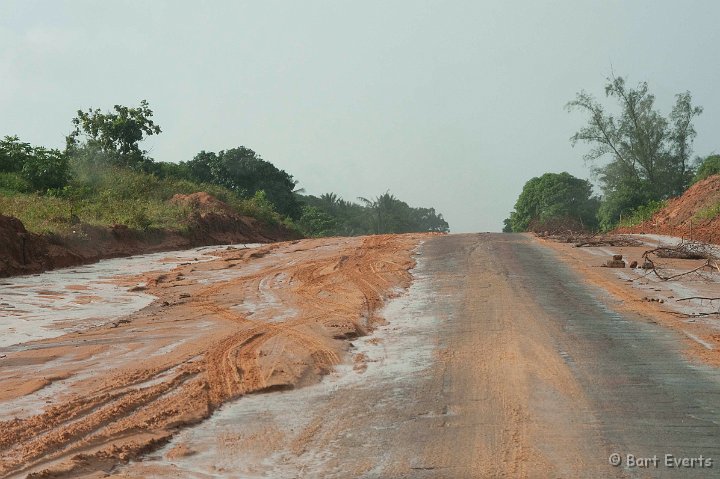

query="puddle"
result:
[0,244,260,349]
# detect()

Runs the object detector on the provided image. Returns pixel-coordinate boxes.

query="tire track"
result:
[0,234,428,478]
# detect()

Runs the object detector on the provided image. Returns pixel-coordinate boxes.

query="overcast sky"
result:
[1,1,718,232]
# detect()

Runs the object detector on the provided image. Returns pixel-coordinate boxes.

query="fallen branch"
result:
[676,296,720,302]
[640,240,720,281]
[641,258,717,281]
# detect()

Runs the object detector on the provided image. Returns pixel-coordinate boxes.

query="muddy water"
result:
[118,246,440,478]
[0,244,259,349]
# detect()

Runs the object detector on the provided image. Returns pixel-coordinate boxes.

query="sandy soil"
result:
[0,234,428,478]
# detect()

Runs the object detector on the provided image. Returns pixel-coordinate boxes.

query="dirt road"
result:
[3,233,720,478]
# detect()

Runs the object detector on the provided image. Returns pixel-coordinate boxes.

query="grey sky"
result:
[1,1,718,232]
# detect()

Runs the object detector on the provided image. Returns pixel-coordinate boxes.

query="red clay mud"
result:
[0,234,428,478]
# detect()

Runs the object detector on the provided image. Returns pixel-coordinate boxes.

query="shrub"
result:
[693,155,720,184]
[617,200,666,228]
[0,172,31,194]
[694,202,720,221]
[21,148,71,191]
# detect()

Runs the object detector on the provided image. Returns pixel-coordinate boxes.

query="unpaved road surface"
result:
[3,233,720,478]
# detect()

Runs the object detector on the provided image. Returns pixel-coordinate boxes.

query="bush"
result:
[693,155,720,184]
[694,202,720,221]
[617,200,666,228]
[0,172,31,194]
[298,205,338,237]
[0,136,71,192]
[21,148,71,191]
[234,190,283,225]
[506,172,599,232]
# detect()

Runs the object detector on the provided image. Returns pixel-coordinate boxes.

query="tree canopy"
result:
[0,136,69,192]
[66,100,161,169]
[181,147,302,219]
[693,154,720,184]
[566,75,702,228]
[299,191,449,237]
[504,172,599,232]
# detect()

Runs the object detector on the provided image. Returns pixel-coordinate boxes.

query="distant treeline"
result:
[299,192,449,236]
[0,101,448,236]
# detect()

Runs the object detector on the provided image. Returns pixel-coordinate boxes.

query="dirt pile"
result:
[171,192,294,245]
[0,193,299,277]
[616,175,720,243]
[170,191,238,215]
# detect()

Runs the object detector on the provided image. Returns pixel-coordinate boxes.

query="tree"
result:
[0,136,69,191]
[66,100,161,169]
[182,147,302,219]
[184,150,225,184]
[21,147,70,191]
[693,154,720,184]
[300,191,449,236]
[0,136,32,173]
[505,172,599,232]
[358,193,404,234]
[298,205,338,237]
[409,206,450,233]
[359,192,449,234]
[566,75,702,226]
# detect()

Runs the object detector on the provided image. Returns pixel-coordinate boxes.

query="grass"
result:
[693,201,720,221]
[617,200,667,228]
[0,166,287,235]
[0,194,191,234]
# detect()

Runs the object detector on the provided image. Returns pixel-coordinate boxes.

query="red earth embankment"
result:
[0,192,300,277]
[615,175,720,244]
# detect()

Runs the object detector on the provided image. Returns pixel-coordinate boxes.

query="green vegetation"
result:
[298,192,449,237]
[1,101,449,238]
[178,147,302,219]
[693,201,720,221]
[692,154,720,184]
[505,74,713,233]
[66,100,161,170]
[0,136,69,192]
[617,200,666,228]
[566,75,702,229]
[503,172,599,233]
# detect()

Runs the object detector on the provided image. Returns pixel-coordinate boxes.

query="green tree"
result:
[359,192,449,234]
[21,147,70,191]
[298,205,338,237]
[0,136,33,173]
[0,136,70,191]
[692,154,720,184]
[409,206,450,233]
[300,191,448,236]
[505,172,599,232]
[66,100,161,169]
[183,147,302,219]
[358,193,402,234]
[184,151,224,184]
[502,218,513,233]
[566,76,702,227]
